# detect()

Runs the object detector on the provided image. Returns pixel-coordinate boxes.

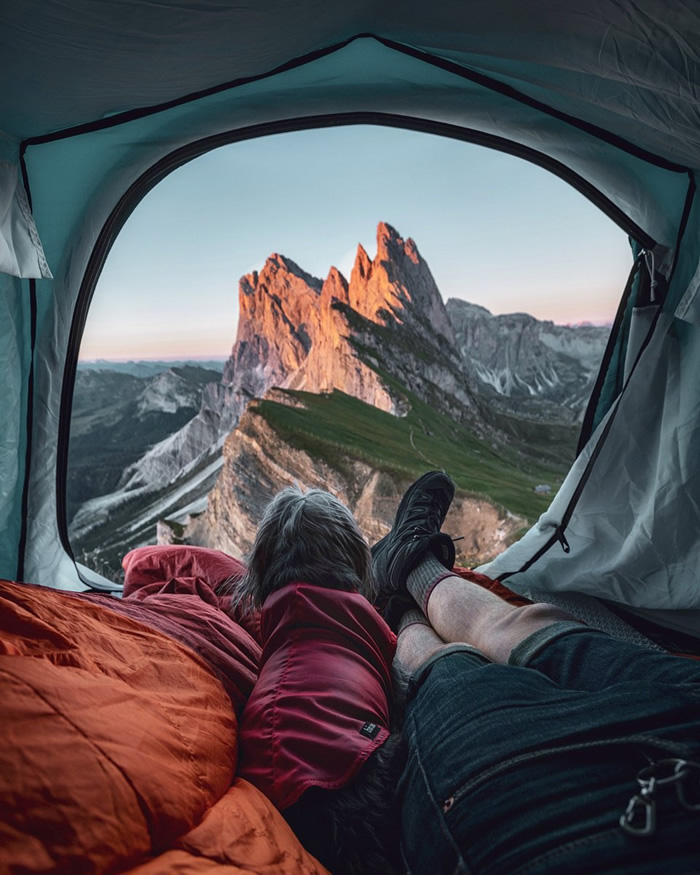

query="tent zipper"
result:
[497,174,696,584]
[52,112,664,581]
[498,373,645,583]
[555,527,570,554]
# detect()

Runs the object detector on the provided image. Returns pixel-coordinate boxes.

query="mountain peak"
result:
[376,221,420,266]
[345,222,454,342]
[446,298,494,318]
[350,242,372,285]
[322,265,349,304]
[376,220,400,246]
[241,253,323,298]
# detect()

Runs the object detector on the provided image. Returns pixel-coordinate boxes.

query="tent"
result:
[2,1,700,638]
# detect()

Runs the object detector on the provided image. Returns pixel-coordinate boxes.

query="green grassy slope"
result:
[342,305,580,472]
[251,387,568,523]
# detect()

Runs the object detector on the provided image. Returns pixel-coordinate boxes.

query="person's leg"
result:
[405,554,700,692]
[369,471,581,663]
[395,604,494,673]
[399,646,700,875]
[371,470,700,687]
[405,554,581,665]
[396,589,700,874]
[394,611,446,673]
[377,477,700,872]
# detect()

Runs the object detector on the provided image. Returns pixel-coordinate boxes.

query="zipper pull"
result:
[555,527,570,554]
[642,249,658,303]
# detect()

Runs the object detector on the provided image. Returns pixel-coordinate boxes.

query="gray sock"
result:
[396,607,429,635]
[407,555,454,614]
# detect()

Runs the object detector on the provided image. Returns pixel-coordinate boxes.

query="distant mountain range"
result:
[77,359,226,377]
[448,300,609,415]
[67,365,222,524]
[68,222,609,580]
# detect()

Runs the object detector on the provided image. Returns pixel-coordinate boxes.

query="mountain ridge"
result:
[68,221,609,578]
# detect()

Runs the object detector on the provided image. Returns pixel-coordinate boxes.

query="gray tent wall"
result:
[1,3,699,634]
[481,196,700,637]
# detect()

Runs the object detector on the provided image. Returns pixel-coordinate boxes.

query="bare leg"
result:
[424,575,579,665]
[395,621,451,675]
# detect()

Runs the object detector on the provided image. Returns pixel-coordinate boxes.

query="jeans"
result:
[399,626,700,874]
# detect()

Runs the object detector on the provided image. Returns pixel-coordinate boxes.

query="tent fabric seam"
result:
[18,33,691,180]
[19,34,363,147]
[371,35,691,174]
[576,253,643,455]
[16,277,36,583]
[667,173,697,284]
[8,162,51,279]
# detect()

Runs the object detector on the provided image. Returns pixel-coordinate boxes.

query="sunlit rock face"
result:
[223,221,466,416]
[226,253,323,396]
[145,220,480,488]
[349,221,456,344]
[70,221,603,577]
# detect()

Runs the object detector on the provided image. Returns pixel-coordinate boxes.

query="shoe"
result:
[371,471,456,608]
[381,592,419,634]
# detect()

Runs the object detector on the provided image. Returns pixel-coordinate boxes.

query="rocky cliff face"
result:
[231,253,397,412]
[447,299,609,416]
[335,223,479,426]
[121,221,479,494]
[227,221,468,415]
[67,364,220,527]
[135,368,203,416]
[112,368,224,491]
[71,221,603,578]
[348,223,455,344]
[184,389,521,567]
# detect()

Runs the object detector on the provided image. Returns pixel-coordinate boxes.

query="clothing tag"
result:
[359,721,380,739]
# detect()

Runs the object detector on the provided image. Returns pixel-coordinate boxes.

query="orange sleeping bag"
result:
[0,579,328,874]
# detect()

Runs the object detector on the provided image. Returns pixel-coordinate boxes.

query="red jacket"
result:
[237,581,396,810]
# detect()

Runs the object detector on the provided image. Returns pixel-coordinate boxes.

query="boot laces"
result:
[402,492,444,537]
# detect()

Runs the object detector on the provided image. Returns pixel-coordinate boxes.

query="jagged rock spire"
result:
[118,222,474,504]
[348,222,455,344]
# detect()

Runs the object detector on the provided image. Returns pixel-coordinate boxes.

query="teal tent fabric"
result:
[0,2,699,635]
[0,272,31,579]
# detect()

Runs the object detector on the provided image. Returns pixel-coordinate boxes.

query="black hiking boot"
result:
[371,471,456,615]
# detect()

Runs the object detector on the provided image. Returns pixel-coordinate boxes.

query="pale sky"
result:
[80,125,633,360]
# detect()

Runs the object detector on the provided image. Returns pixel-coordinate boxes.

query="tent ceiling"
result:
[3,1,700,171]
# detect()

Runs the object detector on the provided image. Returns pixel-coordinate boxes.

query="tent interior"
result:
[3,2,700,871]
[3,1,700,636]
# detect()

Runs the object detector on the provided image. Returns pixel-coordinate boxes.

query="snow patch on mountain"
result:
[447,298,609,410]
[137,369,200,416]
